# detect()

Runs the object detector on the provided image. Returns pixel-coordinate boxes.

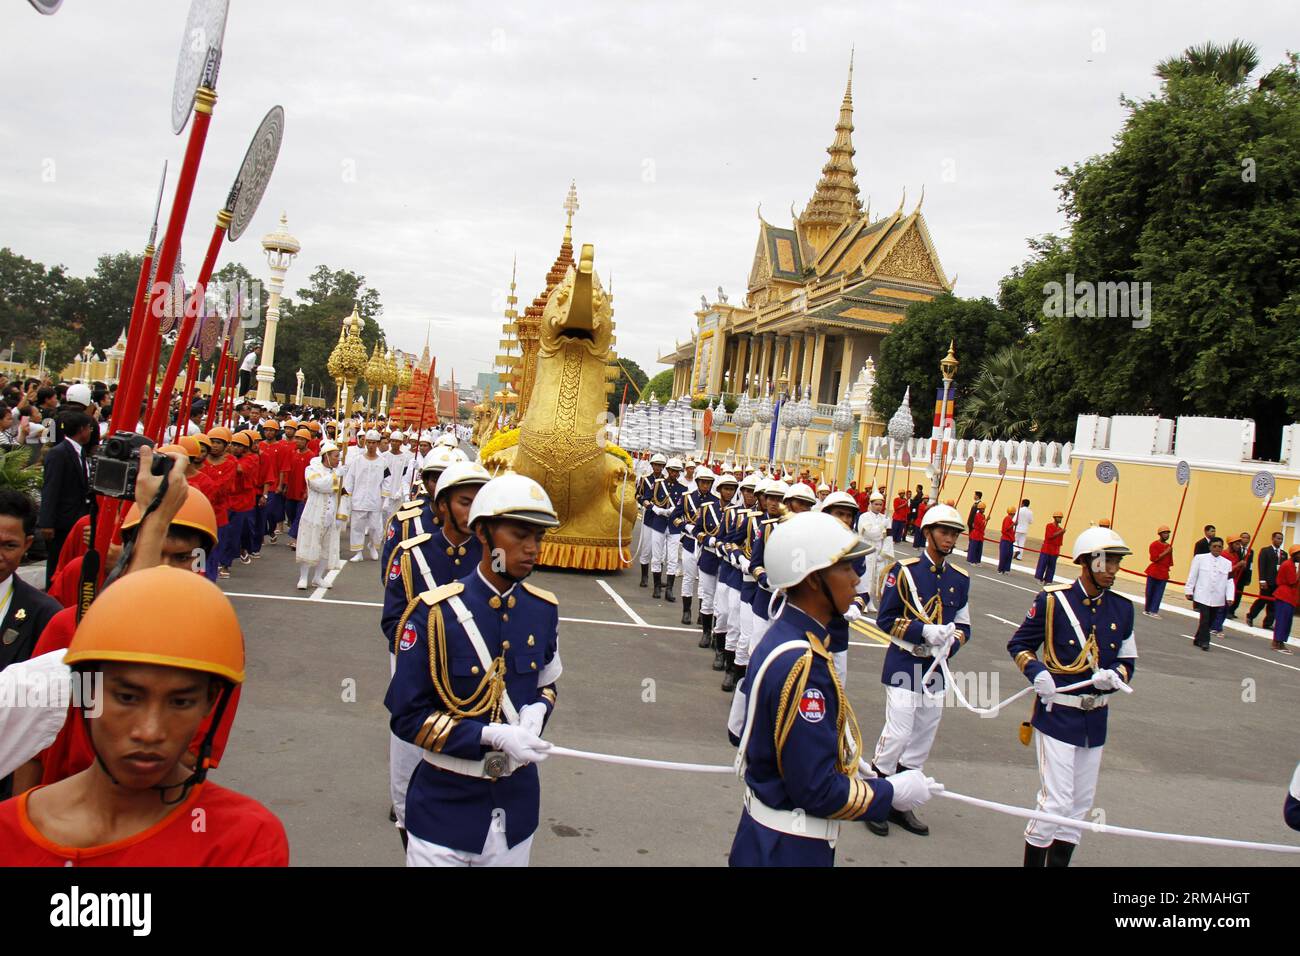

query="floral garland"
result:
[479,427,520,460]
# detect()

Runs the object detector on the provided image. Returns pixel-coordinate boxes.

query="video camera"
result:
[89,431,170,500]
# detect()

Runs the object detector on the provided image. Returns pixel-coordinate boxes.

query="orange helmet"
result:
[178,435,206,458]
[294,428,311,440]
[192,433,213,453]
[208,426,233,444]
[284,419,299,430]
[120,485,218,549]
[306,421,321,434]
[157,443,188,459]
[260,420,280,433]
[230,431,252,448]
[65,566,245,684]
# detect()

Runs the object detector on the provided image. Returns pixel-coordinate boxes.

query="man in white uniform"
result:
[382,430,412,524]
[1013,499,1034,559]
[344,429,388,561]
[856,491,894,610]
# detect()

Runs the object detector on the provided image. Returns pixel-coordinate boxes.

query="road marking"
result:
[225,591,382,608]
[1179,634,1300,674]
[972,571,1038,594]
[561,615,693,633]
[309,560,347,600]
[849,641,886,649]
[597,578,648,627]
[985,613,1021,627]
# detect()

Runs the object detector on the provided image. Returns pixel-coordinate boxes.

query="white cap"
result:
[783,482,817,505]
[920,503,966,532]
[764,512,872,590]
[666,457,683,470]
[66,383,92,406]
[365,429,382,442]
[435,432,458,448]
[419,430,436,445]
[816,482,831,493]
[692,466,717,483]
[822,491,859,513]
[319,440,339,456]
[434,461,491,499]
[390,430,405,441]
[738,474,759,491]
[715,472,739,488]
[1072,526,1131,574]
[650,453,667,465]
[468,473,560,528]
[869,491,885,503]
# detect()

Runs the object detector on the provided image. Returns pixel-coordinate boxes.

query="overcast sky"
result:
[1,1,1293,388]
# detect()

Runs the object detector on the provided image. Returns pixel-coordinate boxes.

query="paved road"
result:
[211,528,1300,867]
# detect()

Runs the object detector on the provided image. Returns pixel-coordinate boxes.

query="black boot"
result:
[1023,842,1048,867]
[698,613,713,648]
[1046,839,1075,867]
[865,763,890,835]
[722,662,745,693]
[712,634,727,671]
[888,765,930,835]
[652,572,663,599]
[718,650,735,684]
[680,596,693,625]
[664,574,677,602]
[398,827,409,851]
[640,563,649,587]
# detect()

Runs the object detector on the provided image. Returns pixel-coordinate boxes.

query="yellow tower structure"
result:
[798,49,863,255]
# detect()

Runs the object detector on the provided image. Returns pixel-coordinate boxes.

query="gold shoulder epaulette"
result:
[401,498,425,510]
[419,582,464,606]
[399,532,432,550]
[395,507,423,520]
[522,581,558,605]
[899,557,920,566]
[1044,583,1070,592]
[948,564,969,578]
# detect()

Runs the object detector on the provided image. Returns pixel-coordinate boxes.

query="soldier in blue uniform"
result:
[673,465,716,625]
[821,490,873,686]
[724,479,771,693]
[696,472,735,651]
[745,479,800,676]
[635,453,666,588]
[379,461,491,847]
[868,503,972,838]
[715,474,758,674]
[1008,525,1137,867]
[727,511,941,866]
[649,457,687,601]
[384,473,562,866]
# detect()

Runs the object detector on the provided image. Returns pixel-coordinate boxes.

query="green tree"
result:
[1156,40,1260,85]
[958,345,1038,440]
[83,252,143,353]
[872,293,1027,435]
[274,266,385,401]
[0,248,89,374]
[1000,47,1300,456]
[608,356,649,415]
[644,368,674,403]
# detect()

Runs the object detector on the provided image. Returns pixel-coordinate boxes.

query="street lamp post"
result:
[257,213,300,401]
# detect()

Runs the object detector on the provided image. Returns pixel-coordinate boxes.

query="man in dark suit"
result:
[1248,532,1288,629]
[966,491,983,534]
[1226,533,1254,619]
[1193,524,1217,556]
[0,487,65,800]
[36,411,94,587]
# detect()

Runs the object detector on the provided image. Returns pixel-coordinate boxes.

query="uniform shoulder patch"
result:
[522,582,558,605]
[419,582,464,606]
[1044,583,1070,593]
[398,532,432,550]
[395,508,423,520]
[898,557,920,567]
[948,563,969,578]
[400,498,425,510]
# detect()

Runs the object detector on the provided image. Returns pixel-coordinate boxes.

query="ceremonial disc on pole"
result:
[199,309,220,360]
[1096,461,1119,484]
[965,455,975,475]
[1175,460,1191,486]
[27,0,63,14]
[158,260,186,335]
[997,456,1008,477]
[171,0,230,135]
[1076,460,1084,480]
[226,106,285,242]
[902,450,911,467]
[1252,471,1276,499]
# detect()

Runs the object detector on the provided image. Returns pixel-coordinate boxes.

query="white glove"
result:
[653,506,671,517]
[888,769,943,811]
[481,722,551,766]
[843,605,863,622]
[517,702,548,738]
[1033,671,1058,704]
[707,536,718,548]
[684,524,695,535]
[921,622,955,647]
[1091,668,1124,691]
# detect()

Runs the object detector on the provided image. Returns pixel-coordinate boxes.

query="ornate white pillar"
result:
[257,214,300,402]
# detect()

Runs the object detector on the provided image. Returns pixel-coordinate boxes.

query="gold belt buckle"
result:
[483,751,510,780]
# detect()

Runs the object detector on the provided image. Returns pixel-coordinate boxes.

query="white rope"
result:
[543,744,1300,854]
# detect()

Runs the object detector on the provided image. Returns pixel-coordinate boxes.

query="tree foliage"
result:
[958,345,1038,440]
[644,368,674,403]
[608,356,649,415]
[274,266,386,400]
[872,293,1027,436]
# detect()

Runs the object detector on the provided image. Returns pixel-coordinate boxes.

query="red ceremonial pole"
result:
[953,468,973,512]
[96,88,218,561]
[205,345,228,432]
[986,470,1008,520]
[1062,468,1085,531]
[175,349,199,440]
[1109,477,1120,527]
[146,213,229,440]
[1247,494,1274,557]
[1168,482,1191,545]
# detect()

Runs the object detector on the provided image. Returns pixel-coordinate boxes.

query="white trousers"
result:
[406,828,535,867]
[747,612,771,656]
[651,529,680,575]
[713,581,735,636]
[350,509,383,552]
[697,570,717,615]
[636,520,654,566]
[734,603,756,665]
[720,586,742,650]
[388,653,423,829]
[1015,531,1027,554]
[873,684,944,774]
[680,546,699,598]
[1025,731,1104,847]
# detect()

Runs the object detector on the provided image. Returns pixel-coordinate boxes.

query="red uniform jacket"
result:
[915,501,928,527]
[1001,516,1015,542]
[892,496,909,522]
[1041,522,1065,556]
[970,513,987,542]
[1274,560,1298,607]
[284,447,313,501]
[201,457,237,525]
[228,454,259,512]
[1145,540,1174,581]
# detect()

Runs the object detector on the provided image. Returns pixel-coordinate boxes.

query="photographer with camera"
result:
[35,411,95,587]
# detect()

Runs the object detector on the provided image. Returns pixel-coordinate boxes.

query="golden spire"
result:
[563,180,579,244]
[799,51,863,244]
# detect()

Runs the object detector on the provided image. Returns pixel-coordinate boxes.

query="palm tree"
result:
[957,345,1038,441]
[1156,40,1260,86]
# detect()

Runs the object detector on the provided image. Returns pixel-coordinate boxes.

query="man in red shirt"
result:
[1143,525,1174,617]
[283,427,314,543]
[966,502,987,564]
[1035,511,1066,583]
[0,566,287,866]
[259,419,287,544]
[890,490,909,542]
[204,427,238,579]
[997,506,1016,573]
[227,431,260,568]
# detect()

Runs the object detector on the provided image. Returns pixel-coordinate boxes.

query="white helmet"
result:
[434,461,491,499]
[468,473,560,528]
[764,512,872,590]
[869,490,885,503]
[318,440,339,457]
[816,482,831,494]
[666,457,683,470]
[692,466,717,483]
[421,446,459,474]
[435,432,458,448]
[822,491,859,513]
[920,503,965,532]
[738,474,759,491]
[391,430,405,441]
[715,472,739,489]
[757,478,785,497]
[783,482,817,505]
[1072,526,1131,576]
[66,382,92,406]
[649,453,667,465]
[365,429,382,442]
[419,430,437,445]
